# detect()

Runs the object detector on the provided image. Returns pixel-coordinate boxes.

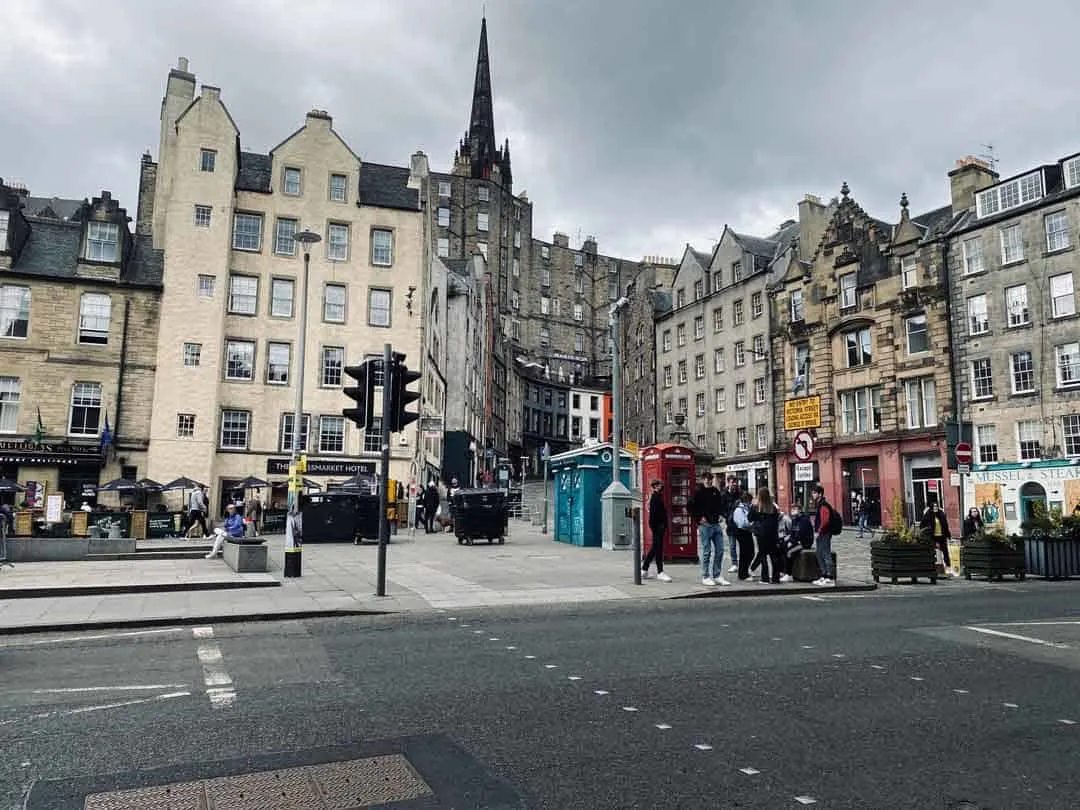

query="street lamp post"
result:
[601,296,632,551]
[285,228,322,579]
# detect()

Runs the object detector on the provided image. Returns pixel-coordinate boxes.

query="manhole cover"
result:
[84,755,433,809]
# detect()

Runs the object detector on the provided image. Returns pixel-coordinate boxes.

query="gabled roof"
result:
[358,163,419,211]
[731,231,777,261]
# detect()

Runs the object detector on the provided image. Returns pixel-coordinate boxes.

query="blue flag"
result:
[100,414,113,450]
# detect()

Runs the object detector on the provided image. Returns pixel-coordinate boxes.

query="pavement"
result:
[0,517,1011,634]
[4,586,1080,809]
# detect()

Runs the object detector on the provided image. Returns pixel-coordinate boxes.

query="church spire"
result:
[465,16,499,181]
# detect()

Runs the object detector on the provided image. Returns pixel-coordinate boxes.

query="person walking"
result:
[748,487,783,584]
[244,489,263,536]
[810,485,840,586]
[187,485,209,538]
[720,476,742,574]
[692,472,729,586]
[854,492,870,538]
[642,479,672,582]
[422,482,440,534]
[962,506,984,540]
[920,497,957,577]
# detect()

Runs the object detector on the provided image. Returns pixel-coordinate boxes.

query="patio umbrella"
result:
[162,476,206,491]
[0,478,26,493]
[235,476,270,489]
[272,477,321,490]
[136,478,164,493]
[97,478,145,494]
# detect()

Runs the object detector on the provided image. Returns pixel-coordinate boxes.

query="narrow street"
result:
[2,586,1078,809]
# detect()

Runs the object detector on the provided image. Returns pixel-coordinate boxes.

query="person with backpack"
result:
[730,490,755,581]
[748,487,783,584]
[719,476,743,575]
[810,484,842,585]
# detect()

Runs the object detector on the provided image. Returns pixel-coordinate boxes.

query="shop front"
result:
[721,459,771,495]
[965,460,1080,536]
[0,440,104,510]
[252,457,377,527]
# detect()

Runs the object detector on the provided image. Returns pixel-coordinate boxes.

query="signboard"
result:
[24,480,45,509]
[954,442,972,465]
[148,513,180,538]
[794,463,815,482]
[792,431,815,461]
[624,440,639,455]
[0,440,103,467]
[927,480,939,493]
[261,510,287,535]
[88,511,131,536]
[784,396,822,432]
[957,464,970,475]
[266,458,375,476]
[950,473,962,487]
[45,494,63,523]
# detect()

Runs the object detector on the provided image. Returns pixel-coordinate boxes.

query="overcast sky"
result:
[5,0,1080,260]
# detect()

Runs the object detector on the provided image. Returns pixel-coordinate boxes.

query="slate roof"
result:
[236,152,272,193]
[358,162,419,211]
[24,196,84,221]
[8,216,164,288]
[690,248,712,267]
[911,204,957,241]
[732,231,778,261]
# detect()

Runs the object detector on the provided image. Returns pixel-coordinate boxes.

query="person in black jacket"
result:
[422,482,440,534]
[748,488,783,584]
[643,480,672,582]
[919,497,957,577]
[691,472,728,586]
[962,506,984,540]
[719,476,742,574]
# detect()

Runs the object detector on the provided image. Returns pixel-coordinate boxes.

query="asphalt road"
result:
[2,586,1079,809]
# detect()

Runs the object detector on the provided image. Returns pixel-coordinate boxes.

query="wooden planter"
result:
[961,539,1026,581]
[1023,535,1080,579]
[870,540,937,584]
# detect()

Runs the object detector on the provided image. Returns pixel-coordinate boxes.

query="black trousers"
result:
[736,532,755,580]
[425,507,437,533]
[642,527,665,573]
[187,509,208,536]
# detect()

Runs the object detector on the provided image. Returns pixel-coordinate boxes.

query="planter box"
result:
[870,541,937,584]
[1023,535,1080,579]
[961,540,1026,581]
[5,537,90,562]
[223,537,268,573]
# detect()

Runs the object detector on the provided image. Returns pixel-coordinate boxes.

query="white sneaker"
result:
[716,577,731,586]
[641,570,651,580]
[779,574,793,583]
[817,578,835,586]
[657,572,672,583]
[703,578,716,586]
[812,577,826,585]
[728,564,738,573]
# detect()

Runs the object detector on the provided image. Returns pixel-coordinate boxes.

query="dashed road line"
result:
[795,796,818,805]
[739,767,760,775]
[694,743,713,751]
[1058,719,1076,725]
[192,626,235,709]
[594,690,609,696]
[655,723,671,730]
[1003,702,1019,709]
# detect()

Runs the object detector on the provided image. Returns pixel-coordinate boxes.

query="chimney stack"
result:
[797,193,827,263]
[948,156,999,213]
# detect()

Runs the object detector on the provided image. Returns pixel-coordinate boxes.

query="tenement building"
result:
[426,18,644,474]
[144,59,427,513]
[946,152,1080,534]
[770,184,956,525]
[0,179,162,506]
[622,257,676,448]
[655,222,797,493]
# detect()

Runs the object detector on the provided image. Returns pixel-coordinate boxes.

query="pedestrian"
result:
[962,506,984,540]
[730,491,755,581]
[423,481,440,534]
[920,497,957,577]
[642,479,672,582]
[749,487,784,584]
[810,485,841,586]
[205,503,244,558]
[691,472,728,586]
[187,485,209,538]
[720,476,742,575]
[854,492,870,538]
[244,489,262,536]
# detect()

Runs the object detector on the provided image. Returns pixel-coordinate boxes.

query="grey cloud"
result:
[4,0,1080,260]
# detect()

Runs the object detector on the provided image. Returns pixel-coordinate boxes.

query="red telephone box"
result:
[641,443,697,561]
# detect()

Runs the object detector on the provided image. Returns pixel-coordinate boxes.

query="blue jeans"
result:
[857,513,868,536]
[816,533,834,579]
[698,523,724,579]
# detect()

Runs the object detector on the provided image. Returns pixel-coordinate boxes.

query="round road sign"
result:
[792,430,815,461]
[954,442,972,465]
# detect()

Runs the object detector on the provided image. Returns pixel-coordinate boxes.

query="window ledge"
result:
[1044,246,1074,258]
[1055,385,1080,393]
[962,268,988,280]
[970,395,995,403]
[1000,259,1027,269]
[1009,390,1038,399]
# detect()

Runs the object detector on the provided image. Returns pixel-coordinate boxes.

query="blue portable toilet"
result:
[550,442,634,547]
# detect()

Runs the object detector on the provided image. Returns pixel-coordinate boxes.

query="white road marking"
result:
[594,690,609,696]
[488,637,500,641]
[795,797,818,805]
[447,617,457,621]
[656,723,671,730]
[991,621,1080,626]
[460,624,471,627]
[801,596,825,602]
[771,637,783,641]
[27,684,187,694]
[1058,719,1076,725]
[193,627,235,708]
[965,626,1070,648]
[694,743,713,751]
[910,677,925,682]
[800,645,814,650]
[0,691,190,726]
[1003,702,1019,708]
[544,664,558,669]
[505,646,517,650]
[12,628,185,646]
[953,689,969,695]
[568,676,582,681]
[832,654,846,659]
[739,767,760,775]
[622,706,638,712]
[870,665,885,670]
[524,655,536,659]
[473,630,484,635]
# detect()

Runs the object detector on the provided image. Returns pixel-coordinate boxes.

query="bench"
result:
[223,537,268,573]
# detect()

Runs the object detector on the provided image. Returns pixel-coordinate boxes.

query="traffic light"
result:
[389,352,422,432]
[342,359,377,429]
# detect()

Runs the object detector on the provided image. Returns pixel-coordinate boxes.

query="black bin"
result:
[451,488,508,545]
[301,491,374,543]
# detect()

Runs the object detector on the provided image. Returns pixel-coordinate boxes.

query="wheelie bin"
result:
[451,488,508,545]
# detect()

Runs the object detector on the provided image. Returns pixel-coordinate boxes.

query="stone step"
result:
[87,550,211,561]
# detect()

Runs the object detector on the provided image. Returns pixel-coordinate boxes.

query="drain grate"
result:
[84,755,433,809]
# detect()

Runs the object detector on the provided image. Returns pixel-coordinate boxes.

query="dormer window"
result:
[1065,157,1080,190]
[976,171,1044,218]
[85,222,120,263]
[0,211,8,250]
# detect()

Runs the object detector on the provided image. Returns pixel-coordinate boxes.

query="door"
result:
[667,466,693,550]
[910,477,943,524]
[555,472,572,542]
[1019,482,1048,524]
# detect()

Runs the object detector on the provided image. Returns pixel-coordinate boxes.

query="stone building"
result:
[425,18,643,474]
[946,152,1080,534]
[621,257,676,448]
[568,383,610,444]
[654,222,797,492]
[0,178,163,506]
[441,254,490,486]
[143,59,427,512]
[519,363,573,472]
[770,184,956,525]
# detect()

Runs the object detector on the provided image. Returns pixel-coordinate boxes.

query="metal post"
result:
[284,242,314,578]
[541,447,549,534]
[631,505,641,585]
[376,343,393,597]
[611,305,622,483]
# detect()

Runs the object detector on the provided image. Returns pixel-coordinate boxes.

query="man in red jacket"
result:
[810,484,837,586]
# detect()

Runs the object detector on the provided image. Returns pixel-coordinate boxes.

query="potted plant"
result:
[961,525,1025,581]
[1021,502,1080,580]
[870,495,937,584]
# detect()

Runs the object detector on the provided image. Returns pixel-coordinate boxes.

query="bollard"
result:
[627,505,642,585]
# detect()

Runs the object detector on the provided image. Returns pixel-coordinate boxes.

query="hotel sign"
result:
[265,458,376,477]
[783,396,822,431]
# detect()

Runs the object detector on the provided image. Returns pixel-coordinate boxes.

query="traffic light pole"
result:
[376,343,393,597]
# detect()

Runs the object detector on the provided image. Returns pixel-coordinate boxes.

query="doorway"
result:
[1019,482,1048,525]
[910,465,944,523]
[843,458,880,527]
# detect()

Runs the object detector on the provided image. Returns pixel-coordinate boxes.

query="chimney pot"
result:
[177,57,189,72]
